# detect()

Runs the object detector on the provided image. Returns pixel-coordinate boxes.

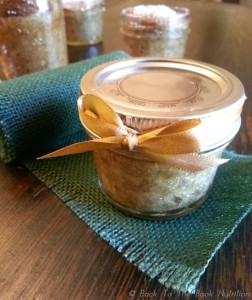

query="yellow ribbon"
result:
[38,94,228,172]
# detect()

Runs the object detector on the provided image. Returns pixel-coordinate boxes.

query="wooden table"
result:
[0,1,251,299]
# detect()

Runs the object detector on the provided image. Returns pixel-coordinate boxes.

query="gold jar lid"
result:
[80,57,246,150]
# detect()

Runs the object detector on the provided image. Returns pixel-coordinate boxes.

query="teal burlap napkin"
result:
[23,148,252,293]
[0,51,128,163]
[0,52,251,293]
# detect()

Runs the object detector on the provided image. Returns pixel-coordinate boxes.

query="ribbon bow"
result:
[38,94,228,172]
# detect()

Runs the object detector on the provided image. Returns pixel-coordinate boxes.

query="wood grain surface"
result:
[0,1,251,299]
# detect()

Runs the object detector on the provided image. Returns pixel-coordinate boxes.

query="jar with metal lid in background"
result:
[62,0,105,46]
[120,5,191,58]
[0,0,68,80]
[79,58,246,219]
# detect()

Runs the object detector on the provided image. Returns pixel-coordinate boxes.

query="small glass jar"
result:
[89,137,227,218]
[120,5,191,58]
[63,0,105,46]
[80,58,246,219]
[0,0,68,80]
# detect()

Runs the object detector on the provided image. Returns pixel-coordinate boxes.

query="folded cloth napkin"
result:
[23,149,252,293]
[0,51,128,163]
[0,51,251,293]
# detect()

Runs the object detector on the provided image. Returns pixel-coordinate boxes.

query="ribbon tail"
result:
[140,150,229,172]
[37,136,124,159]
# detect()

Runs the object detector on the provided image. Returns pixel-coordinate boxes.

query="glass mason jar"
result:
[0,0,68,80]
[62,0,105,46]
[120,5,191,58]
[92,140,226,218]
[80,58,246,219]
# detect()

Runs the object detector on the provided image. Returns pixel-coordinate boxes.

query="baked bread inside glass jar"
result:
[62,0,105,46]
[120,5,191,58]
[78,58,246,218]
[39,57,246,219]
[0,0,68,80]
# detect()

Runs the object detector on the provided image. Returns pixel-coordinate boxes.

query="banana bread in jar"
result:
[78,58,246,219]
[120,5,190,58]
[0,0,68,80]
[63,0,105,46]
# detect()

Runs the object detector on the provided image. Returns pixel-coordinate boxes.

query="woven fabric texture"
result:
[0,51,128,163]
[24,148,252,293]
[0,52,251,293]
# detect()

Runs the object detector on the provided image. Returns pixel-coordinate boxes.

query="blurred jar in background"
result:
[120,5,191,58]
[0,0,68,80]
[63,0,105,46]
